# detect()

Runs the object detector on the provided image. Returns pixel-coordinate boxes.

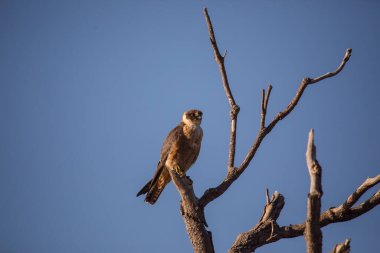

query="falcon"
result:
[137,109,203,205]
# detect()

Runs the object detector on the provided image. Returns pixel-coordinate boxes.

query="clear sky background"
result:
[1,1,379,252]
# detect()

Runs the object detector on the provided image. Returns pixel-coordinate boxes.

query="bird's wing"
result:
[136,160,165,197]
[147,161,165,190]
[159,122,184,162]
[148,122,184,189]
[137,123,183,200]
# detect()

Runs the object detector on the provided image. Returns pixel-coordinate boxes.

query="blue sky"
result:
[1,1,379,252]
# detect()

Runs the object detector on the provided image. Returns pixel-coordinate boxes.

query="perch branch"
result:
[168,170,214,253]
[305,129,323,253]
[204,7,239,173]
[228,174,379,252]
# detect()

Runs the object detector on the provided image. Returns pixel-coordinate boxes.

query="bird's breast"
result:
[183,125,202,144]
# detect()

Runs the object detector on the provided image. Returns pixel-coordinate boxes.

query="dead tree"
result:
[166,8,380,253]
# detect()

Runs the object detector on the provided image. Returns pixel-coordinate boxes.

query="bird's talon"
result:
[173,165,185,177]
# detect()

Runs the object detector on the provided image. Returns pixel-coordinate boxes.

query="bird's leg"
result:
[173,164,185,177]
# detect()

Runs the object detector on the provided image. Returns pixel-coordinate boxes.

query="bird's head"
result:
[182,109,203,126]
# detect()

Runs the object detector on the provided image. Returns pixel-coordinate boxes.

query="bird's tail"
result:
[144,183,165,205]
[137,163,167,205]
[136,179,152,197]
[136,179,165,205]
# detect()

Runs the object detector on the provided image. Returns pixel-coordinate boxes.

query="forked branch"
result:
[200,8,352,208]
[228,171,380,252]
[164,7,374,253]
[229,190,285,253]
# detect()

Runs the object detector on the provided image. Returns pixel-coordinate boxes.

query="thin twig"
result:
[264,84,272,113]
[204,8,239,173]
[311,49,352,84]
[260,84,272,130]
[260,89,266,130]
[223,49,228,58]
[204,8,236,108]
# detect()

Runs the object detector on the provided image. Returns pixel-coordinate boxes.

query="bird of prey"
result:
[137,109,203,205]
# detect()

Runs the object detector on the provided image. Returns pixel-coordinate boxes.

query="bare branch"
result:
[201,8,373,253]
[201,8,352,207]
[311,49,352,84]
[306,129,323,196]
[261,191,284,222]
[203,8,236,108]
[264,46,351,135]
[264,84,272,113]
[260,89,266,130]
[331,239,351,253]
[228,174,379,252]
[260,84,272,130]
[204,8,239,173]
[265,188,270,205]
[229,191,285,253]
[306,129,316,171]
[290,188,380,232]
[341,174,380,210]
[199,48,351,207]
[223,49,228,58]
[305,129,323,253]
[168,170,214,253]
